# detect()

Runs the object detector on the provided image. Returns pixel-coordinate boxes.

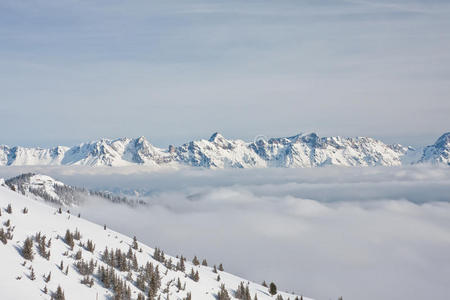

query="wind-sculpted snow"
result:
[0,132,448,167]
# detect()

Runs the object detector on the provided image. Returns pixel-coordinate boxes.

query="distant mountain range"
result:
[0,132,448,168]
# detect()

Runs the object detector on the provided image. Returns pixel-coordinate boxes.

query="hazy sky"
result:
[1,0,449,147]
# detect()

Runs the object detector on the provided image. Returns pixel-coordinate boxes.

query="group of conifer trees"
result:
[35,232,51,260]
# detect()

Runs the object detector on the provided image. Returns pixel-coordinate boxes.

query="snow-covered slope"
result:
[4,173,144,207]
[0,184,309,300]
[0,132,447,168]
[419,132,450,165]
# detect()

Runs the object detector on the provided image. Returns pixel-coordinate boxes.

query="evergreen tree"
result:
[6,204,12,214]
[132,236,138,250]
[192,256,200,266]
[22,207,28,214]
[262,281,268,287]
[218,263,224,271]
[217,284,231,300]
[30,267,36,280]
[86,239,95,252]
[22,237,34,261]
[0,228,7,245]
[54,285,65,300]
[201,259,208,266]
[75,249,82,260]
[184,292,192,300]
[269,282,277,296]
[213,265,218,273]
[44,272,51,283]
[193,270,200,282]
[64,229,74,249]
[276,295,284,300]
[137,293,146,300]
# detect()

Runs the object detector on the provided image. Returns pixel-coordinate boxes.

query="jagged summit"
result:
[419,132,450,165]
[0,132,448,168]
[208,132,225,142]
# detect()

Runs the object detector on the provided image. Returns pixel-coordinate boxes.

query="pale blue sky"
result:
[1,0,449,147]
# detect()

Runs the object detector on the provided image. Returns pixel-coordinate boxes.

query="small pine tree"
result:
[5,219,10,227]
[276,295,284,300]
[30,267,36,280]
[217,284,231,300]
[43,285,48,294]
[65,265,69,275]
[75,249,82,260]
[0,228,7,245]
[54,285,65,300]
[86,239,95,252]
[218,263,224,271]
[60,260,64,270]
[6,204,12,214]
[22,237,34,261]
[22,207,28,214]
[137,294,146,300]
[44,272,51,283]
[58,207,62,214]
[269,282,277,296]
[213,265,218,273]
[193,270,200,282]
[217,274,221,281]
[192,256,200,266]
[132,236,138,250]
[201,259,208,266]
[64,230,74,249]
[262,281,268,287]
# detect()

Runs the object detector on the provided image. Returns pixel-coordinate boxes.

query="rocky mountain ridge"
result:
[0,132,448,168]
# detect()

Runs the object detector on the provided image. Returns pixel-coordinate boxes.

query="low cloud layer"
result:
[1,166,450,300]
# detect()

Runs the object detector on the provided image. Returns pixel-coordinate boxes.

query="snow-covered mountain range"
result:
[0,180,310,300]
[0,132,448,168]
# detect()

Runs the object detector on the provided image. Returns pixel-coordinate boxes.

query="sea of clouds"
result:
[0,165,449,300]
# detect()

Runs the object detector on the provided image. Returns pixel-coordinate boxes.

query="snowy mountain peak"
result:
[208,132,225,142]
[419,132,450,165]
[434,132,450,149]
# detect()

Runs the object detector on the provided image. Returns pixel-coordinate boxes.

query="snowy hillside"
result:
[0,184,310,300]
[0,132,448,168]
[4,173,145,207]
